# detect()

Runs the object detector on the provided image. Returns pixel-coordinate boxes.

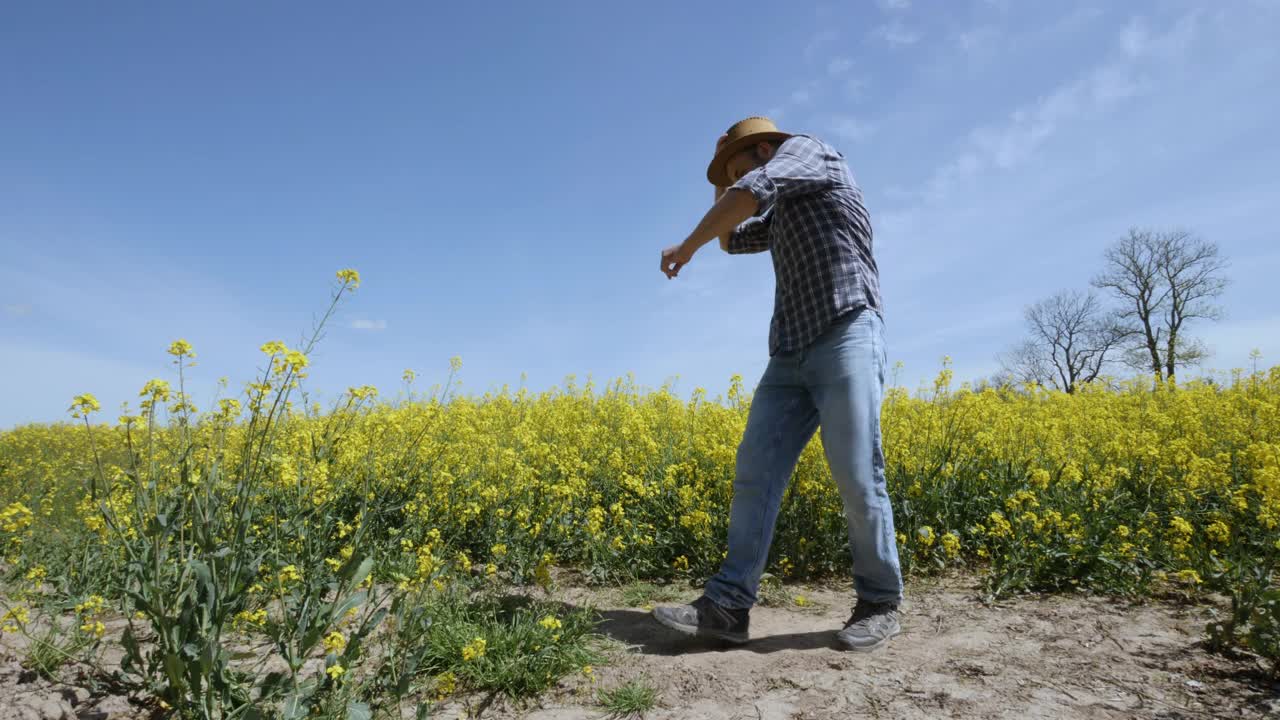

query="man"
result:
[653,116,903,652]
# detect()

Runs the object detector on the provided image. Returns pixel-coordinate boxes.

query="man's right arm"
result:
[715,185,733,249]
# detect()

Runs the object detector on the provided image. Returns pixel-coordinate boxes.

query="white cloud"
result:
[875,22,921,48]
[350,319,387,331]
[1119,18,1149,58]
[1120,12,1201,60]
[957,26,999,53]
[827,116,875,143]
[3,303,31,318]
[805,30,838,62]
[827,57,854,76]
[844,75,869,98]
[879,0,910,10]
[790,88,812,105]
[916,13,1198,202]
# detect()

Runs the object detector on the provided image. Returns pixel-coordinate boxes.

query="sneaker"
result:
[836,599,900,652]
[651,595,750,644]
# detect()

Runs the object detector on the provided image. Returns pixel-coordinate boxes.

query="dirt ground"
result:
[451,576,1279,720]
[2,576,1277,719]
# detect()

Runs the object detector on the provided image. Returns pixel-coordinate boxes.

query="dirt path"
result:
[2,578,1276,719]
[472,577,1278,720]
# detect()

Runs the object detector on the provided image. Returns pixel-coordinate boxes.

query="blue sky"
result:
[2,1,1278,428]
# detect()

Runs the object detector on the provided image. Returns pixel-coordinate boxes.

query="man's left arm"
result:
[661,189,759,278]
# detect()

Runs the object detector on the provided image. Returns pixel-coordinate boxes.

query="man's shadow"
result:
[583,605,839,656]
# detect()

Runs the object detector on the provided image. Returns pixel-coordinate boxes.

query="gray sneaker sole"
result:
[836,621,900,652]
[651,609,750,644]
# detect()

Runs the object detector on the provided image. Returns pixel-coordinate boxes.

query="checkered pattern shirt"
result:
[727,134,882,356]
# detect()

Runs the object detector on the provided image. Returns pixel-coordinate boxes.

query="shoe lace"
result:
[692,595,716,613]
[845,600,895,628]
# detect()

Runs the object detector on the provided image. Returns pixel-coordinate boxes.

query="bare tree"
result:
[1000,290,1124,393]
[1092,228,1229,381]
[999,338,1054,388]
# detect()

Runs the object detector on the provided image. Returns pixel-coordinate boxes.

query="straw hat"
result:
[706,116,792,186]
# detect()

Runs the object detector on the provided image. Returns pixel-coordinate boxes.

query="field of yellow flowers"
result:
[1,270,1278,717]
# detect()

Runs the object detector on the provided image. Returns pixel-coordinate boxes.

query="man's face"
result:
[724,142,775,184]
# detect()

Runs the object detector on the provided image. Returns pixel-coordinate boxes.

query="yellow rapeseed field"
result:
[1,269,1277,715]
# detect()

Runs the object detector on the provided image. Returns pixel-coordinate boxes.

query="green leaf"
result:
[121,625,143,667]
[257,671,289,701]
[282,693,307,720]
[162,652,186,691]
[301,626,325,657]
[396,654,420,697]
[346,701,372,720]
[334,590,368,621]
[188,558,214,587]
[338,554,374,588]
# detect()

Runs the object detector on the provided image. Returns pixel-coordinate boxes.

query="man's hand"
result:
[661,241,695,279]
[659,134,758,279]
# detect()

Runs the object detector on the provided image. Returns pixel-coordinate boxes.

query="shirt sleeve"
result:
[730,135,831,208]
[726,211,772,254]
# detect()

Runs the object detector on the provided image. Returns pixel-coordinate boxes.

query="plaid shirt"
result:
[727,134,882,356]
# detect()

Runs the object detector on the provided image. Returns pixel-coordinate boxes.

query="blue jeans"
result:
[704,308,903,608]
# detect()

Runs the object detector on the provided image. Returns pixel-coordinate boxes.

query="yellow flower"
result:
[435,671,457,699]
[234,609,267,627]
[75,595,106,615]
[260,340,287,356]
[1,503,34,533]
[68,393,101,418]
[323,631,347,654]
[2,606,30,633]
[167,339,195,358]
[490,543,508,557]
[539,615,562,631]
[987,512,1013,539]
[582,665,595,680]
[535,553,555,588]
[79,620,106,638]
[916,526,935,548]
[1205,520,1230,545]
[326,663,346,680]
[336,268,361,289]
[278,565,302,584]
[283,350,309,373]
[461,637,487,662]
[941,532,961,559]
[794,595,809,607]
[1168,516,1194,538]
